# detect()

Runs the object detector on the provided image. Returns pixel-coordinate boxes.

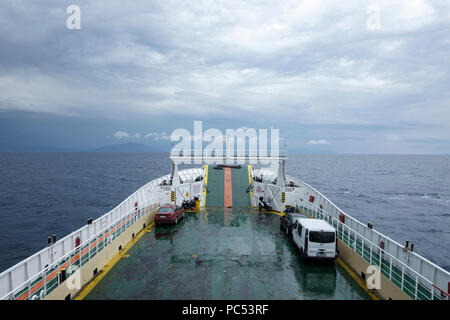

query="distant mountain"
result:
[287,147,338,155]
[89,143,156,153]
[0,143,77,152]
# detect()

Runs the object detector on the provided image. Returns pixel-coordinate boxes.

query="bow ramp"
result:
[205,165,251,208]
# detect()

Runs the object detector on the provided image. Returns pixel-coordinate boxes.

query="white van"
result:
[292,218,338,261]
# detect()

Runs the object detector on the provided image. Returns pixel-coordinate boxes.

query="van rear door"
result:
[307,231,336,258]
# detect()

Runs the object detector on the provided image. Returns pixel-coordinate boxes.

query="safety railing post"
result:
[346,224,350,246]
[414,274,419,300]
[389,256,393,281]
[379,247,382,269]
[352,230,357,251]
[355,232,364,255]
[401,265,405,291]
[43,271,46,298]
[362,238,366,258]
[96,232,99,255]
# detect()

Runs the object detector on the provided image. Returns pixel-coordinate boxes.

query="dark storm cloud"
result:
[0,0,450,153]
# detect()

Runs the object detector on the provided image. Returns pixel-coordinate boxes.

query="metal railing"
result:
[0,168,208,300]
[296,199,448,300]
[0,201,157,300]
[0,179,163,300]
[153,168,205,185]
[170,149,288,164]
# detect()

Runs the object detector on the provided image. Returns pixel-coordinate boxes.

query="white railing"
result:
[0,167,207,300]
[0,202,155,300]
[153,168,204,185]
[288,174,450,300]
[298,200,449,300]
[0,180,161,300]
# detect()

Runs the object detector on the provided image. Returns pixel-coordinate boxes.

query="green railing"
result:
[3,204,157,300]
[298,203,447,300]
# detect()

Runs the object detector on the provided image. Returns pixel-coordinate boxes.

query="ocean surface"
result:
[0,153,449,273]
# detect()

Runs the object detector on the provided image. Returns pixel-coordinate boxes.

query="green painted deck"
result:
[231,166,251,207]
[85,208,371,300]
[206,165,251,207]
[205,167,225,207]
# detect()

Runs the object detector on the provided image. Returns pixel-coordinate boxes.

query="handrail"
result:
[432,284,450,298]
[287,174,450,276]
[297,199,448,300]
[0,180,159,278]
[0,200,158,300]
[0,167,206,300]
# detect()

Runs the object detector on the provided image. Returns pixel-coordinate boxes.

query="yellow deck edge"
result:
[336,257,380,300]
[202,164,208,207]
[73,193,377,300]
[73,221,155,300]
[247,165,253,206]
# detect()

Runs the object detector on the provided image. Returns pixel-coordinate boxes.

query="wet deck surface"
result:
[85,208,371,300]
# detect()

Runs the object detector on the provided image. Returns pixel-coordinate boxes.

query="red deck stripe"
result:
[224,167,232,208]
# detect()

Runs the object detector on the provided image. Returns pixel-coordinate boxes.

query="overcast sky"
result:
[0,0,449,153]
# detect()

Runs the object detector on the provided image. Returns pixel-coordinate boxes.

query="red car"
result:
[154,204,185,225]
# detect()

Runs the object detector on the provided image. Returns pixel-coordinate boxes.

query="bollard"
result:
[410,242,414,252]
[53,234,56,243]
[60,268,66,282]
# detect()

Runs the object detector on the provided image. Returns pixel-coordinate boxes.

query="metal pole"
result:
[389,256,393,282]
[414,274,419,300]
[401,265,405,291]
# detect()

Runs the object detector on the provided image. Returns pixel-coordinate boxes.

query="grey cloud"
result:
[0,0,450,153]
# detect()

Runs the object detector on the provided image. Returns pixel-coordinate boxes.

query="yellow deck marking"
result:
[336,257,380,300]
[202,165,208,207]
[71,202,377,301]
[247,165,254,206]
[270,210,285,217]
[73,221,155,300]
[245,209,285,217]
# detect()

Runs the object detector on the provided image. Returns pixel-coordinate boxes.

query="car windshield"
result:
[309,231,335,243]
[158,207,172,213]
